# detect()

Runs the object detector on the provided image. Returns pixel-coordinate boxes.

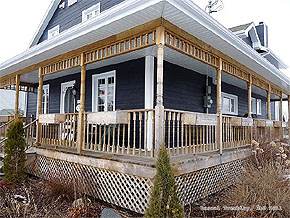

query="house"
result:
[0,0,289,214]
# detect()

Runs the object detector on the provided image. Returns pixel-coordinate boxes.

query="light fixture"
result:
[59,2,65,9]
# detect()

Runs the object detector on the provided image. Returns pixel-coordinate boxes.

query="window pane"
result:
[223,97,230,112]
[231,98,235,112]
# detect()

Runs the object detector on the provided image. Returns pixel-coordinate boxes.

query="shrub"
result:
[145,145,184,218]
[2,120,27,183]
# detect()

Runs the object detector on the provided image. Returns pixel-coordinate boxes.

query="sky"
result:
[0,0,289,111]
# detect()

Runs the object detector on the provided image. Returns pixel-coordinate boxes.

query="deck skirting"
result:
[26,149,247,214]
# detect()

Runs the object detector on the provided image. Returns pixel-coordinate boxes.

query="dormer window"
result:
[82,3,101,22]
[48,25,60,39]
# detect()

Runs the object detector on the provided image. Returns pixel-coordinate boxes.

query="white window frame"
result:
[92,70,116,112]
[42,84,50,114]
[82,3,101,22]
[256,99,262,115]
[60,80,76,113]
[274,101,280,121]
[221,92,238,115]
[48,25,60,39]
[68,0,77,7]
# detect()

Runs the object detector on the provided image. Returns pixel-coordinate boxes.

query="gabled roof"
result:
[229,22,253,33]
[29,0,62,48]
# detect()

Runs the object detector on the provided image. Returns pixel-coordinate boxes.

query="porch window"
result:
[251,97,262,115]
[257,99,262,115]
[221,92,238,115]
[82,3,101,22]
[48,25,60,39]
[92,71,116,112]
[274,101,280,120]
[42,84,49,114]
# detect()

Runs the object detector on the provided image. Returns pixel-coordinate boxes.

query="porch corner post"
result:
[267,85,271,120]
[247,75,252,118]
[36,67,43,145]
[216,58,222,155]
[77,53,86,154]
[288,95,290,142]
[154,26,165,156]
[14,74,20,119]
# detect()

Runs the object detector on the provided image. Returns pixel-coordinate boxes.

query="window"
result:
[251,97,256,114]
[92,71,116,112]
[60,81,76,113]
[82,3,101,22]
[221,92,238,115]
[275,101,280,121]
[42,85,49,114]
[257,99,262,115]
[68,0,77,7]
[48,25,60,39]
[251,97,262,115]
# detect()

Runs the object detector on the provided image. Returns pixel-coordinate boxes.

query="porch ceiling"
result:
[1,0,289,93]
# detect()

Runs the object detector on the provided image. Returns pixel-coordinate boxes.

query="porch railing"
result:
[40,113,78,148]
[82,109,155,157]
[164,109,218,156]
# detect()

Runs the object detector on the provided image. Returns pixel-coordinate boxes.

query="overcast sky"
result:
[0,0,289,110]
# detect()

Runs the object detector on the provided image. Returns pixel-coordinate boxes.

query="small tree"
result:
[145,145,184,218]
[2,120,27,183]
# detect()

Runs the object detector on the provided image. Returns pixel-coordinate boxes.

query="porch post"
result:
[247,75,252,118]
[154,26,165,155]
[267,85,271,120]
[288,95,290,141]
[36,67,43,145]
[216,58,222,155]
[280,92,283,122]
[14,74,20,119]
[77,53,86,154]
[145,55,154,153]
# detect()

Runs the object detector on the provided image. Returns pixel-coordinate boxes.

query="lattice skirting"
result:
[26,155,153,214]
[26,155,246,214]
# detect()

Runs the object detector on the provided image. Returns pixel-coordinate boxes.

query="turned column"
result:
[247,75,252,118]
[77,53,86,154]
[216,58,222,155]
[154,26,165,155]
[14,74,20,119]
[36,67,43,145]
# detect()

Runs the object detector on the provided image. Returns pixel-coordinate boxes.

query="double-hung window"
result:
[251,97,262,115]
[42,84,50,114]
[92,71,116,112]
[82,3,101,22]
[221,92,238,115]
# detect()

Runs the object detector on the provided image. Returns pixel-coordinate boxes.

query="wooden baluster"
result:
[193,125,196,153]
[185,125,188,153]
[151,110,155,158]
[168,112,171,153]
[181,113,184,155]
[117,124,120,154]
[189,124,192,154]
[103,125,107,152]
[122,124,125,154]
[107,125,111,153]
[98,124,102,151]
[139,112,142,155]
[177,113,180,155]
[94,124,98,151]
[133,112,136,155]
[127,113,131,154]
[172,112,176,155]
[144,111,148,156]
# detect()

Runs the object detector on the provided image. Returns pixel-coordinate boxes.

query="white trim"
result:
[144,56,154,151]
[60,80,76,113]
[221,92,238,115]
[92,70,116,112]
[48,25,60,39]
[82,3,101,22]
[251,97,256,114]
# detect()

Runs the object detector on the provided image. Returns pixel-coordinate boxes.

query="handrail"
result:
[0,119,14,129]
[24,119,38,129]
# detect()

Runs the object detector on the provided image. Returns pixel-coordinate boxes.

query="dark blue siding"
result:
[26,58,145,115]
[36,0,125,45]
[27,59,268,120]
